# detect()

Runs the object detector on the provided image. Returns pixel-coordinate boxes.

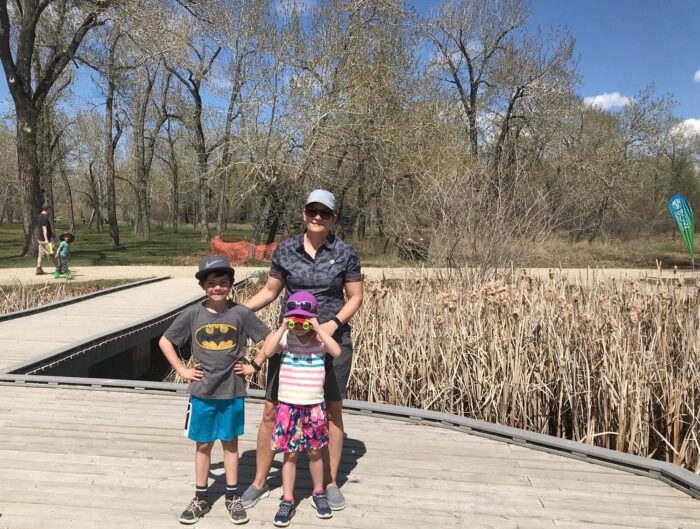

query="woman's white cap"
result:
[305,189,336,211]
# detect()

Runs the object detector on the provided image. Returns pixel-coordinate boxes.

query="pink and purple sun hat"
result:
[283,291,318,319]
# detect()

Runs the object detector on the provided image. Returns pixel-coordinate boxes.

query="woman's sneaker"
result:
[312,492,333,519]
[325,485,346,511]
[179,497,211,524]
[240,483,270,508]
[273,500,295,527]
[225,495,249,524]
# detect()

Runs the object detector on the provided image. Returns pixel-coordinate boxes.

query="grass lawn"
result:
[0,221,407,268]
[0,222,252,268]
[1,221,695,269]
[523,233,698,269]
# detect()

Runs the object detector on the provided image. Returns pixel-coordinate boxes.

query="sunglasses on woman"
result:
[305,207,333,220]
[286,300,316,311]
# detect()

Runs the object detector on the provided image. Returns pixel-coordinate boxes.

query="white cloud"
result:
[674,118,700,136]
[694,70,700,83]
[583,92,632,110]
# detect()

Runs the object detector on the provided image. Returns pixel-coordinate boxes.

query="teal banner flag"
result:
[668,194,695,260]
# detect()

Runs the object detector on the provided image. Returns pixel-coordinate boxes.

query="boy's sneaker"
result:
[273,500,295,527]
[35,267,45,275]
[325,485,346,511]
[241,483,270,508]
[225,495,249,525]
[312,492,333,519]
[53,271,61,279]
[66,271,74,280]
[178,497,211,524]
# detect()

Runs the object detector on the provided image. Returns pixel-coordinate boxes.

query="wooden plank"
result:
[0,278,201,371]
[0,384,697,529]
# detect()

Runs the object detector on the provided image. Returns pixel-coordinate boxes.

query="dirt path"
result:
[1,265,696,286]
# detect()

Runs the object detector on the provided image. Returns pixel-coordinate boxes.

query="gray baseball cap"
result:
[195,255,235,280]
[305,189,336,212]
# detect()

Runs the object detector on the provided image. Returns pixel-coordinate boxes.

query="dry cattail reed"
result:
[230,271,699,471]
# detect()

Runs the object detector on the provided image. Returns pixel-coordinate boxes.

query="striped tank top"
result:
[277,330,326,405]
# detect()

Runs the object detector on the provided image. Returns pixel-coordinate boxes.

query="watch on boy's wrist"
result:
[331,316,343,328]
[250,359,262,372]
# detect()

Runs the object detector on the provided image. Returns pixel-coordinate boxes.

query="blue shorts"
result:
[184,396,245,443]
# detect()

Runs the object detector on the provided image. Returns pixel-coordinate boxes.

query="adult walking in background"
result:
[241,189,363,512]
[36,201,57,275]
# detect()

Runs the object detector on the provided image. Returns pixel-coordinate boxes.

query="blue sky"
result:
[1,0,698,130]
[527,0,700,127]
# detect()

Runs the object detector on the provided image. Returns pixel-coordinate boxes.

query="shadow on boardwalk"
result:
[206,435,367,505]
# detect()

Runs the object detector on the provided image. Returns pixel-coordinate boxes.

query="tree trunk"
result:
[15,105,43,256]
[0,181,11,224]
[215,70,242,236]
[216,168,228,235]
[87,161,104,232]
[58,164,75,233]
[171,172,179,233]
[164,121,180,233]
[133,102,150,240]
[105,76,120,246]
[194,104,211,241]
[252,190,273,247]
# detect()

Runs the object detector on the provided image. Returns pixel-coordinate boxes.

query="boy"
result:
[54,232,74,280]
[160,256,270,525]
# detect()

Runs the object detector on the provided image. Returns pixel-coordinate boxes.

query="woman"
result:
[242,189,363,512]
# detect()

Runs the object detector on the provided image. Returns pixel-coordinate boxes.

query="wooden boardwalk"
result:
[0,278,202,373]
[0,383,698,529]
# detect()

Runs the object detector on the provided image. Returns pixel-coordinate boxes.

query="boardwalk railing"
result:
[0,276,171,322]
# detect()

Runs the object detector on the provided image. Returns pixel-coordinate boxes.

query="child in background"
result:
[237,291,341,527]
[54,232,74,280]
[160,256,270,525]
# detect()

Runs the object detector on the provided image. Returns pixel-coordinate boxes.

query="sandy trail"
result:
[1,265,696,286]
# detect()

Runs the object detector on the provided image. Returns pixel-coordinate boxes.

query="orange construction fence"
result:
[211,236,279,264]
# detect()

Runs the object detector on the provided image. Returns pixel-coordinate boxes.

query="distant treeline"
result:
[0,0,697,265]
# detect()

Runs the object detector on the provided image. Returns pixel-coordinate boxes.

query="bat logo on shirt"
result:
[195,323,238,351]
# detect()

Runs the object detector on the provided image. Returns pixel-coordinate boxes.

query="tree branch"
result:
[33,10,105,105]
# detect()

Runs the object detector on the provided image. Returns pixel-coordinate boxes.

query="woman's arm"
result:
[243,275,285,312]
[233,321,286,376]
[310,318,342,358]
[320,280,364,335]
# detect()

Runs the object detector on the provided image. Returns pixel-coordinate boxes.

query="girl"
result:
[241,291,341,527]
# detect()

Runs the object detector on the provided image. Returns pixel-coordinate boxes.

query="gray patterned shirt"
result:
[269,232,362,329]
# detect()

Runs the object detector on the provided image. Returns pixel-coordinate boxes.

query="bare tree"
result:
[427,0,527,160]
[0,0,111,255]
[165,39,221,241]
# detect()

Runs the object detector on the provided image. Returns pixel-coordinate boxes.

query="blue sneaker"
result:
[273,500,295,527]
[312,492,333,519]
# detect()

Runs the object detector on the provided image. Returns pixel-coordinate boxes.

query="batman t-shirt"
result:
[164,301,270,399]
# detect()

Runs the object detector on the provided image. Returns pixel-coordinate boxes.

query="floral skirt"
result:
[271,401,329,453]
